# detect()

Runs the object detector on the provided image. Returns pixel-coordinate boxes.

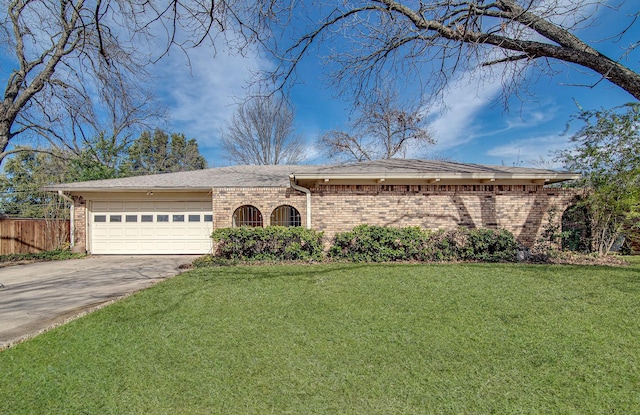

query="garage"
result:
[89,199,213,254]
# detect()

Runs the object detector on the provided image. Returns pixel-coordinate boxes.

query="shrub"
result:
[419,229,459,262]
[192,255,239,268]
[461,228,519,262]
[329,225,428,262]
[211,226,324,261]
[329,225,519,263]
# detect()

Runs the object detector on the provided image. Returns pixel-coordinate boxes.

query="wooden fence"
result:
[0,218,70,255]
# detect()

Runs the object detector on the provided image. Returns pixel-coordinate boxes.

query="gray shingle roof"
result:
[305,159,568,175]
[44,165,321,191]
[44,159,578,192]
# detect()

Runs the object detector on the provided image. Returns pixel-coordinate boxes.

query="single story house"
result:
[45,159,580,255]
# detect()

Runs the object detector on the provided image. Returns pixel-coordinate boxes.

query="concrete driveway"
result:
[0,255,198,349]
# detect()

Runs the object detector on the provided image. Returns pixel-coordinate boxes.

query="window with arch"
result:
[233,205,263,227]
[270,205,302,227]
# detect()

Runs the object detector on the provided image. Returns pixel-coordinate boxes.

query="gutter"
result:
[43,186,213,193]
[57,191,74,248]
[290,172,581,183]
[289,175,311,229]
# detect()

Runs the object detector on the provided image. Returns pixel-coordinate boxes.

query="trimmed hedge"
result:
[329,225,519,263]
[204,225,519,265]
[211,226,324,261]
[329,225,428,262]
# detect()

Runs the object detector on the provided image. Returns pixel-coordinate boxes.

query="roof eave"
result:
[291,172,581,184]
[43,186,213,193]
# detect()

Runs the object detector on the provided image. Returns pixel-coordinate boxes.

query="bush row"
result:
[329,225,519,263]
[203,224,519,265]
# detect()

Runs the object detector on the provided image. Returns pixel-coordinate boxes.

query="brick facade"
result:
[72,196,87,253]
[211,187,307,228]
[210,184,577,248]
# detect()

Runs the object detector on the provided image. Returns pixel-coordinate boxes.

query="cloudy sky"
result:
[150,1,639,168]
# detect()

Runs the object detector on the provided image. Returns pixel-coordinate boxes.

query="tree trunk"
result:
[0,119,13,162]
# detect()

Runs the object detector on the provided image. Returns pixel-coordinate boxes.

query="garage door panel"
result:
[155,240,172,250]
[139,228,155,237]
[108,228,124,237]
[187,228,207,237]
[138,241,156,251]
[171,228,187,237]
[93,228,109,237]
[123,241,140,251]
[156,228,172,237]
[90,199,213,254]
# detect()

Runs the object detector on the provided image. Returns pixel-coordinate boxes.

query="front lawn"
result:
[1,261,639,413]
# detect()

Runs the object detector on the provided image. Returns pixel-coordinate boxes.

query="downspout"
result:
[58,191,74,248]
[289,175,311,229]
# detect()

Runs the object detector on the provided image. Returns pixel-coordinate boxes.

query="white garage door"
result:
[90,200,213,254]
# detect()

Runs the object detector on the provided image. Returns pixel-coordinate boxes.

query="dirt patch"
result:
[0,259,39,269]
[544,253,629,266]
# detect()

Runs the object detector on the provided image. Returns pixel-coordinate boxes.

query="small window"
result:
[94,215,106,223]
[141,215,153,223]
[125,215,137,223]
[188,214,200,222]
[157,214,169,222]
[233,205,263,227]
[204,214,213,222]
[173,214,184,222]
[110,215,122,223]
[270,205,301,227]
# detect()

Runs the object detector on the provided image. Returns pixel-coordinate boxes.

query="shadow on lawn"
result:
[187,259,640,288]
[195,263,375,283]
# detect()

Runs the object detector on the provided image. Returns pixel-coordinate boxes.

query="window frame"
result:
[232,205,263,227]
[270,205,302,227]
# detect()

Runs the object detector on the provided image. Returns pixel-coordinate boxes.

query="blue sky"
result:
[149,1,640,169]
[1,1,636,169]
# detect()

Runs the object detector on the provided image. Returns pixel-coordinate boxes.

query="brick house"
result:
[46,159,579,254]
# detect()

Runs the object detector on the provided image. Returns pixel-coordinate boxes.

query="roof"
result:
[291,159,579,186]
[44,165,321,192]
[45,159,579,193]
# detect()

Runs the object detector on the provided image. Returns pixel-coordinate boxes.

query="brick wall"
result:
[72,196,87,252]
[211,187,307,228]
[209,184,577,248]
[309,184,576,247]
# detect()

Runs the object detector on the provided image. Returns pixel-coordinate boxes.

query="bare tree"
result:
[0,0,259,164]
[262,0,640,103]
[319,88,434,161]
[221,96,305,165]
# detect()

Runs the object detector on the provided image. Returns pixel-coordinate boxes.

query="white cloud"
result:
[417,0,599,158]
[423,67,505,152]
[486,135,572,167]
[150,40,272,149]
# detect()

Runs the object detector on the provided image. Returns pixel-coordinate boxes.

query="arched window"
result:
[270,205,302,227]
[233,205,263,227]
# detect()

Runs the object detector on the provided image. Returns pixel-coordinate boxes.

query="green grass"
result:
[1,261,639,414]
